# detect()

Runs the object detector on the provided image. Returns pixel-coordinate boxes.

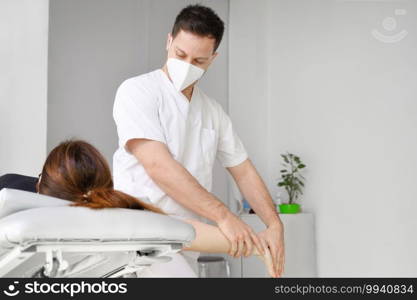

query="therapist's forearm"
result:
[146,156,229,223]
[229,159,282,227]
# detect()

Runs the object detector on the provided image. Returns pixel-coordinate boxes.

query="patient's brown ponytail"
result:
[72,187,165,214]
[37,139,164,214]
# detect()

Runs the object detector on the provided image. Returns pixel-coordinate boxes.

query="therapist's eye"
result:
[176,52,186,58]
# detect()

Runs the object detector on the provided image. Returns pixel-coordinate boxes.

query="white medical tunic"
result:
[112,69,248,221]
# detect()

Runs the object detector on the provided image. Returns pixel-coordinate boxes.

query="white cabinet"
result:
[239,213,317,277]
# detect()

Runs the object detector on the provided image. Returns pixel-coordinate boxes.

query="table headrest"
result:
[0,188,71,219]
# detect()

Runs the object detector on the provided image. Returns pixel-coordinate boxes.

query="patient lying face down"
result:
[36,140,164,214]
[1,139,277,277]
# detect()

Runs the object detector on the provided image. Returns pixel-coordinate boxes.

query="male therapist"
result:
[112,4,284,277]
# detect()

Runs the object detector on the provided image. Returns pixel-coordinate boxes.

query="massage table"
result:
[0,188,195,277]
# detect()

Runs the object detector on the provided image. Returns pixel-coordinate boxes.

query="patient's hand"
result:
[253,242,278,278]
[257,246,277,278]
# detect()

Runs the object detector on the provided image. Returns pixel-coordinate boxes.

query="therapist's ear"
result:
[209,51,219,64]
[166,33,173,51]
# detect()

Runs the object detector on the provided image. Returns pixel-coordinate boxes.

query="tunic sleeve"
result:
[113,79,166,152]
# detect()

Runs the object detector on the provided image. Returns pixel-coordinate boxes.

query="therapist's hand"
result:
[257,222,285,277]
[217,211,265,258]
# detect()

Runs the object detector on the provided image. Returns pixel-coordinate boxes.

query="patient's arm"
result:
[182,218,277,277]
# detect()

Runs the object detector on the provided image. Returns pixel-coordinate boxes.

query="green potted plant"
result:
[277,152,306,214]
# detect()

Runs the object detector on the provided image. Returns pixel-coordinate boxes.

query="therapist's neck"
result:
[182,85,194,102]
[161,65,194,102]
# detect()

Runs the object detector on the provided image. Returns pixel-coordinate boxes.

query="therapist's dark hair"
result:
[172,4,224,52]
[37,139,165,214]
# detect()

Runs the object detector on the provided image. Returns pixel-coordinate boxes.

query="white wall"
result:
[230,0,417,276]
[0,0,49,176]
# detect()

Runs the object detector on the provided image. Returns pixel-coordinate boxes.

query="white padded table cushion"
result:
[0,188,195,248]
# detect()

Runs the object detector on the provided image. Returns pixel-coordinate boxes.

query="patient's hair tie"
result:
[82,190,93,200]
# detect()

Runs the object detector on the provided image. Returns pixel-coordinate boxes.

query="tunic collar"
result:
[157,68,200,120]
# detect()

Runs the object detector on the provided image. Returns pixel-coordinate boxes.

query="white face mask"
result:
[166,57,205,92]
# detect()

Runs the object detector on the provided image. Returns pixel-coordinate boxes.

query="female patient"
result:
[0,139,277,277]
